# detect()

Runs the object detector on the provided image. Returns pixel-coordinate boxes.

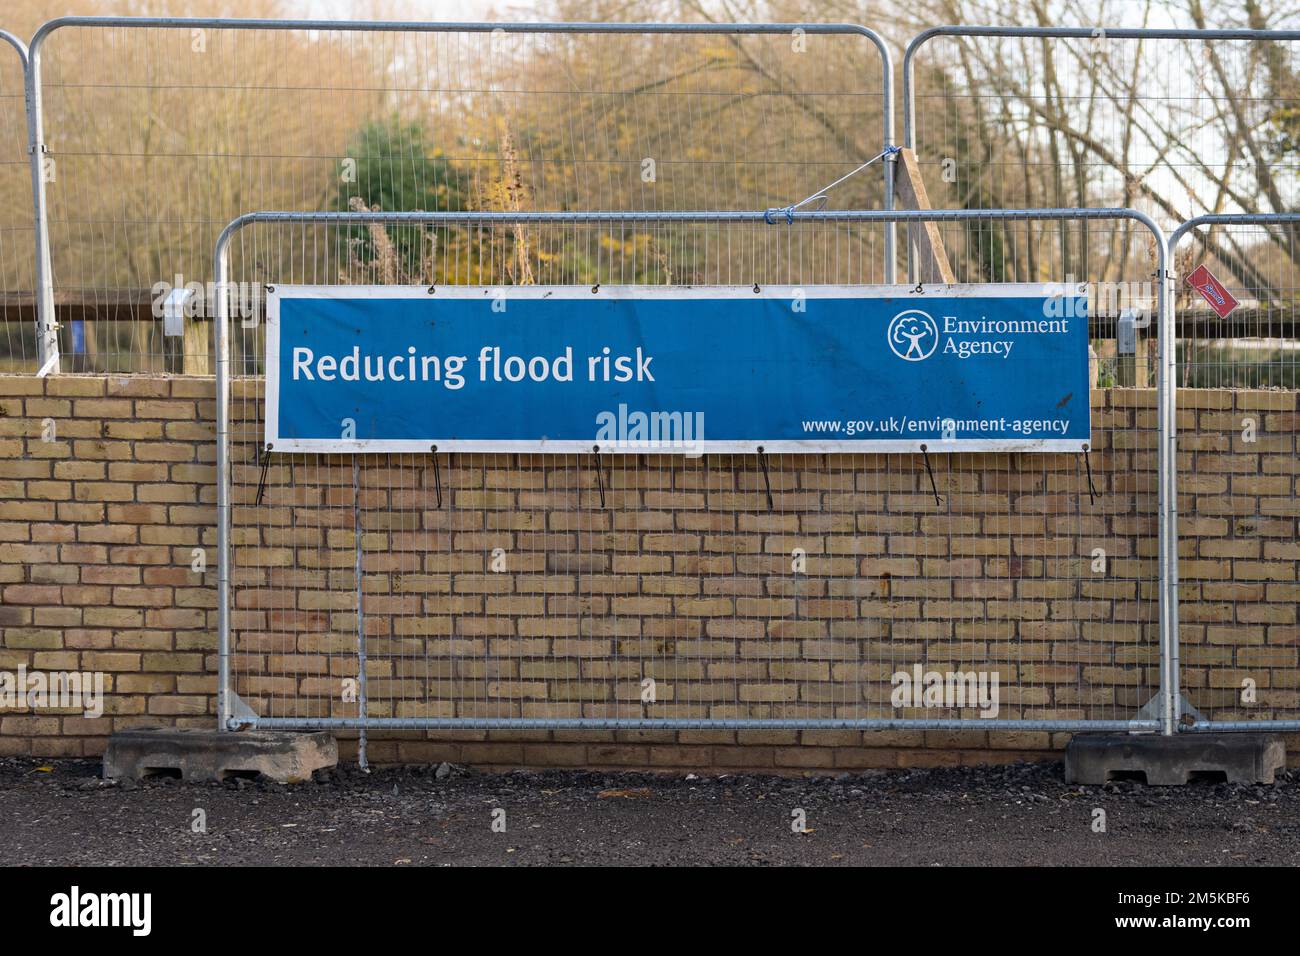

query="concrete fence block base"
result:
[103,727,337,784]
[1064,733,1285,786]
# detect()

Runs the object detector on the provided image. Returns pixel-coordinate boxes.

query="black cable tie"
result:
[920,443,941,506]
[757,447,774,512]
[1082,444,1098,505]
[593,446,606,508]
[255,444,272,505]
[431,445,442,509]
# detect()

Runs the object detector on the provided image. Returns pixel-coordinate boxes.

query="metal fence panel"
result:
[1172,214,1300,732]
[215,207,1174,738]
[0,14,1220,743]
[24,17,894,375]
[901,24,1300,735]
[0,31,33,373]
[902,26,1300,283]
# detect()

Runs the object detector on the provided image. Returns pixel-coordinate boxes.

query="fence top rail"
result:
[903,24,1300,146]
[214,205,1169,283]
[0,30,27,65]
[1171,213,1300,248]
[909,24,1300,44]
[215,205,1164,233]
[30,16,890,43]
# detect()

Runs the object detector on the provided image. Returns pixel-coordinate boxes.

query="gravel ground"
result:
[1,756,1297,866]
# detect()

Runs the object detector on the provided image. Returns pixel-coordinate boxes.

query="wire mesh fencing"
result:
[1172,215,1300,731]
[902,27,1300,281]
[14,13,1297,738]
[0,32,33,374]
[20,17,893,376]
[217,210,1171,734]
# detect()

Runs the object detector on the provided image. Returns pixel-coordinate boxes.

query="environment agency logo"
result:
[888,309,939,361]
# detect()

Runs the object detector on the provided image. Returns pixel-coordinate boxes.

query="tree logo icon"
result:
[887,309,939,361]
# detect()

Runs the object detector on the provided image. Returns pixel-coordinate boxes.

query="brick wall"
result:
[0,375,215,757]
[1176,388,1300,721]
[0,374,1296,771]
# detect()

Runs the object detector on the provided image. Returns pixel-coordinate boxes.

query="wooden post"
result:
[184,317,210,375]
[892,147,956,285]
[1114,310,1149,388]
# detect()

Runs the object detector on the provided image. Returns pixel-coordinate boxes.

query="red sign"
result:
[1185,264,1239,319]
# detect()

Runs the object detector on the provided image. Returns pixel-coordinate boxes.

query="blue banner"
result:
[265,285,1091,454]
